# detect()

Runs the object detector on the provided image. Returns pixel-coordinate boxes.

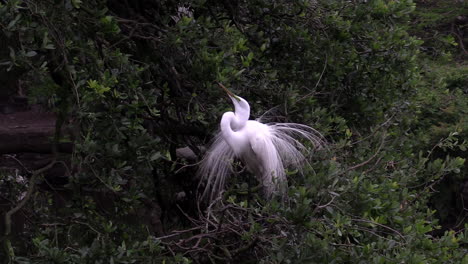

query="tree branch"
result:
[2,158,57,260]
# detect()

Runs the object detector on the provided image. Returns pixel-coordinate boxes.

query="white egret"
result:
[198,83,324,201]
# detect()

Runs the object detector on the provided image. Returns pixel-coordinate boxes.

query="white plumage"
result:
[198,84,324,201]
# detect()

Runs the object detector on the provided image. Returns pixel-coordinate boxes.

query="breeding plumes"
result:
[198,83,324,201]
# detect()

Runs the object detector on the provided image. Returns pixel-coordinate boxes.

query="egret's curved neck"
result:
[221,112,235,135]
[220,112,240,152]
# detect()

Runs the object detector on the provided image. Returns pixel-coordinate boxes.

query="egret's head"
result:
[217,82,250,121]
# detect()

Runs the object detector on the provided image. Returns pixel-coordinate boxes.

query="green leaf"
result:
[7,14,21,29]
[71,0,82,8]
[150,152,161,161]
[25,51,37,57]
[234,69,246,77]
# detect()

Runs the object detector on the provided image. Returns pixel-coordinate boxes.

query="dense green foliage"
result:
[0,0,467,263]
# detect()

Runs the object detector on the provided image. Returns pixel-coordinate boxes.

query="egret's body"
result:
[198,84,324,201]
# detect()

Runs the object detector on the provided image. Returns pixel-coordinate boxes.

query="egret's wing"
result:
[248,128,286,197]
[247,133,266,175]
[197,132,235,201]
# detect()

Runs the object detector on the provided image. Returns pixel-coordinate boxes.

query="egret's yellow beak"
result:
[217,82,241,101]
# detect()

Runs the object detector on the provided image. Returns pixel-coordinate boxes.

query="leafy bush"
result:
[0,0,467,263]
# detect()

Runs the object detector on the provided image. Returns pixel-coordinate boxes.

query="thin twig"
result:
[316,193,339,209]
[351,218,406,242]
[341,132,387,174]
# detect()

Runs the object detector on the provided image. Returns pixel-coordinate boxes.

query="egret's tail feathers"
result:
[270,123,325,165]
[257,122,325,198]
[271,123,326,150]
